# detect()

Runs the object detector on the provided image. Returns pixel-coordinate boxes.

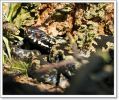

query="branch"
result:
[31,59,75,74]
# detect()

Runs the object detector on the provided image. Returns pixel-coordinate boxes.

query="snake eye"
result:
[26,27,32,35]
[27,28,32,33]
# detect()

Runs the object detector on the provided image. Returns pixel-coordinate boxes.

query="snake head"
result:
[25,26,38,36]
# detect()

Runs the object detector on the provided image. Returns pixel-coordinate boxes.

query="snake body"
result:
[26,27,56,49]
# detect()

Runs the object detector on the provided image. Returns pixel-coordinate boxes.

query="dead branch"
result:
[30,58,75,74]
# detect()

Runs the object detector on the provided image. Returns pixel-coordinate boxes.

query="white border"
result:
[0,0,117,98]
[0,0,116,3]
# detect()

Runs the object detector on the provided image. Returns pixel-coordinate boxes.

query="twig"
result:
[33,59,75,74]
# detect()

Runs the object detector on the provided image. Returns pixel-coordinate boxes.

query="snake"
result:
[11,26,76,85]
